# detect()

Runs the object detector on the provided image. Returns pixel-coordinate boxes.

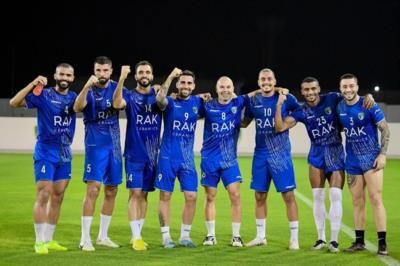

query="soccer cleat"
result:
[132,238,147,251]
[179,238,196,248]
[312,239,326,250]
[80,241,95,252]
[328,241,340,253]
[377,243,389,256]
[34,241,48,254]
[163,238,176,248]
[289,240,300,250]
[231,236,244,247]
[245,237,267,247]
[130,237,149,247]
[345,242,366,253]
[46,240,68,251]
[203,235,217,246]
[96,238,120,248]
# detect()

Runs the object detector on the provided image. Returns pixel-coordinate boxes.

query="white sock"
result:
[98,214,112,241]
[34,223,45,243]
[232,222,241,237]
[329,187,343,242]
[289,221,299,242]
[44,223,56,242]
[81,216,93,244]
[205,220,215,236]
[129,220,141,240]
[180,224,192,240]
[161,226,171,242]
[139,218,145,236]
[256,219,266,239]
[312,188,326,241]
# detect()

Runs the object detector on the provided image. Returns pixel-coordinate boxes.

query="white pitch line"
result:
[295,190,400,266]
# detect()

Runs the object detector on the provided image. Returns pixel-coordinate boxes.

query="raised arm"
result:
[362,94,375,110]
[156,67,182,110]
[73,75,98,112]
[113,65,130,109]
[275,94,296,132]
[9,76,48,108]
[374,120,390,170]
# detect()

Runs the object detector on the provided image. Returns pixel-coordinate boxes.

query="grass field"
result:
[0,154,399,266]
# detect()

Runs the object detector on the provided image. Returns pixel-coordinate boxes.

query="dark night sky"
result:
[4,0,400,102]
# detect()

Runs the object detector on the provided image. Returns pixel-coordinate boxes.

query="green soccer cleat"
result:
[34,241,49,255]
[46,240,68,251]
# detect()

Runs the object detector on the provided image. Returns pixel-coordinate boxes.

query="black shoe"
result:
[312,239,326,250]
[345,242,366,252]
[377,243,388,256]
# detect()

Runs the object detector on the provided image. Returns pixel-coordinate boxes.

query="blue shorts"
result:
[155,158,198,192]
[251,152,296,193]
[200,162,242,188]
[308,143,345,173]
[34,159,71,183]
[125,159,156,192]
[83,145,122,186]
[345,152,379,175]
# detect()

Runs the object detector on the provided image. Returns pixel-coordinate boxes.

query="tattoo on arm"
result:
[347,175,357,188]
[378,121,390,155]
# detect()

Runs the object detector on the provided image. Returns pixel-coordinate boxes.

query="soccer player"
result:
[73,56,122,251]
[155,68,205,248]
[113,61,162,251]
[9,63,76,254]
[337,73,390,256]
[201,76,258,248]
[242,68,301,250]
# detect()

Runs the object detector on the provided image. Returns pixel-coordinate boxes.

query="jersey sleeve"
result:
[25,92,42,109]
[327,92,342,105]
[290,107,304,123]
[369,103,385,124]
[244,97,254,119]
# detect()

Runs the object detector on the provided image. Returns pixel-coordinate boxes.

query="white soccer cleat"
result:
[289,240,300,250]
[96,238,120,248]
[246,237,267,247]
[231,236,244,247]
[203,235,217,246]
[312,239,326,250]
[80,241,95,252]
[328,241,340,253]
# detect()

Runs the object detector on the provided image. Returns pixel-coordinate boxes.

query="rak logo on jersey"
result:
[324,107,332,115]
[344,126,366,137]
[136,114,159,125]
[54,115,72,127]
[358,112,365,120]
[311,121,335,139]
[256,117,274,129]
[211,120,235,132]
[173,120,196,132]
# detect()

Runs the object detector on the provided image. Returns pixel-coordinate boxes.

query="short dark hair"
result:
[340,73,358,83]
[179,70,195,82]
[94,56,112,66]
[301,76,319,84]
[135,60,153,73]
[56,63,74,71]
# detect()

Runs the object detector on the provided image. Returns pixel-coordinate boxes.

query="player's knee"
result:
[185,192,197,203]
[282,191,296,205]
[37,188,51,203]
[87,185,100,199]
[369,192,383,207]
[104,186,118,199]
[205,193,216,203]
[52,191,65,204]
[255,192,267,202]
[229,190,241,202]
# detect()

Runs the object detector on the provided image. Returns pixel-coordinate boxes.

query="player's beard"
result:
[178,88,192,99]
[138,77,153,88]
[56,80,71,90]
[98,78,109,86]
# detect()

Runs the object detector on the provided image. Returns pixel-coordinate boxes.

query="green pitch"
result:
[0,154,399,265]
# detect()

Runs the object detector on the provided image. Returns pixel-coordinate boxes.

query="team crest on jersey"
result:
[192,107,198,114]
[324,107,332,115]
[231,106,237,114]
[64,105,69,114]
[358,112,365,120]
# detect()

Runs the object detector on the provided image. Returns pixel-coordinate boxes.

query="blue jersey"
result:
[159,95,203,167]
[83,80,121,149]
[201,96,248,170]
[245,93,299,154]
[25,87,77,163]
[123,87,162,163]
[337,97,384,159]
[291,92,342,146]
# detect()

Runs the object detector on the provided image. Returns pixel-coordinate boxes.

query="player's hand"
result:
[169,67,182,79]
[362,94,375,110]
[199,93,212,102]
[85,75,99,88]
[169,92,177,100]
[276,87,289,95]
[32,76,48,88]
[120,65,131,81]
[373,153,386,171]
[277,93,287,106]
